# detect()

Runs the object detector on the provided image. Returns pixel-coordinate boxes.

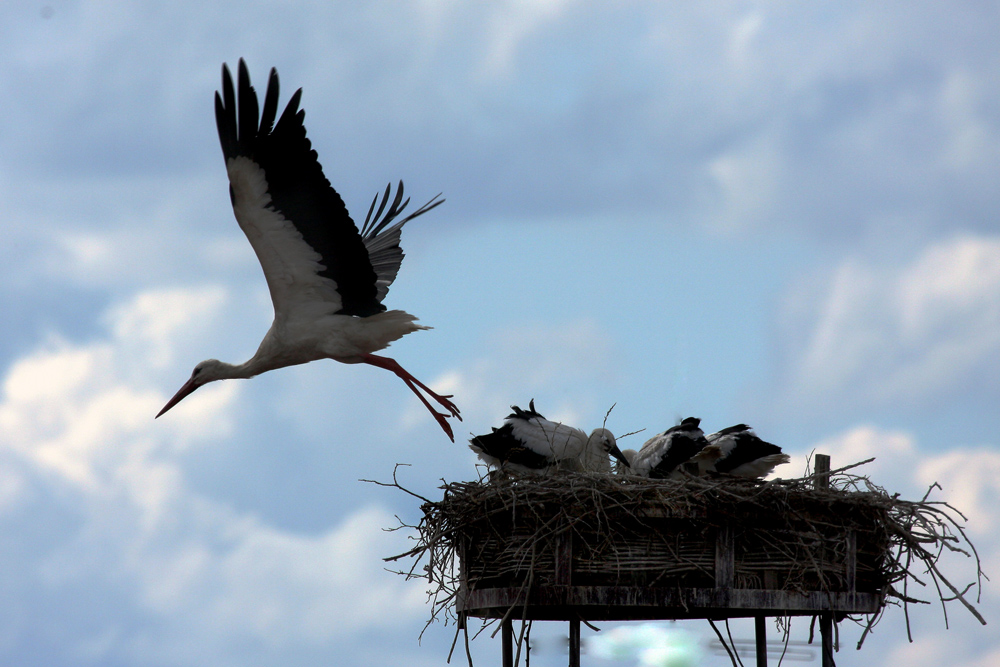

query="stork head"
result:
[155,359,226,418]
[588,428,630,468]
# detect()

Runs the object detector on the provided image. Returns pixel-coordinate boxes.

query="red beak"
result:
[156,376,199,418]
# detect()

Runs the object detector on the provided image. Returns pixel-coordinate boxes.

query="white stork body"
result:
[626,417,713,479]
[470,400,628,474]
[156,60,461,439]
[704,424,790,478]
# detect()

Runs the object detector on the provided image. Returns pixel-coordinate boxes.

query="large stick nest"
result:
[381,459,986,648]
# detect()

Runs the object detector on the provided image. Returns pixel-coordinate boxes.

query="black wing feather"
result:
[258,68,280,137]
[713,431,784,474]
[507,399,545,421]
[471,424,552,470]
[648,418,708,478]
[216,59,384,317]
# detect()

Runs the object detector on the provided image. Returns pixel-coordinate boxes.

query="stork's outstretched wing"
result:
[360,182,443,303]
[215,59,381,318]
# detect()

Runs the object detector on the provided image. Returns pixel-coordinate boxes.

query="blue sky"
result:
[1,1,998,665]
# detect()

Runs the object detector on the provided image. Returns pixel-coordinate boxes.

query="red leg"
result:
[360,353,461,441]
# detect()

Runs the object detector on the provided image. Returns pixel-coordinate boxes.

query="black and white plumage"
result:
[470,400,629,474]
[703,424,790,478]
[624,417,712,479]
[156,60,461,439]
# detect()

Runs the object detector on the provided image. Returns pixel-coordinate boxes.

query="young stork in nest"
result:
[621,417,714,479]
[702,424,790,478]
[470,400,629,474]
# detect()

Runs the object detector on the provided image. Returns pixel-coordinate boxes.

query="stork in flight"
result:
[156,60,461,440]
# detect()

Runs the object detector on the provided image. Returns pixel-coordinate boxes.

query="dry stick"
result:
[726,619,746,667]
[359,463,433,504]
[709,619,740,667]
[463,620,474,667]
[512,546,537,667]
[524,620,532,667]
[513,619,529,667]
[447,620,461,663]
[776,616,792,667]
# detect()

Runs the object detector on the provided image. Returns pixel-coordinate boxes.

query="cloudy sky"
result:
[1,1,998,665]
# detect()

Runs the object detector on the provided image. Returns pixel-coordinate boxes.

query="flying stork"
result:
[469,400,629,474]
[703,424,790,478]
[156,60,461,440]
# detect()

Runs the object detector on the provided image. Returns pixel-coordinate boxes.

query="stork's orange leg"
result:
[360,353,461,441]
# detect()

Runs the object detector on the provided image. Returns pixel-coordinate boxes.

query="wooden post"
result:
[554,528,573,586]
[568,618,581,667]
[557,523,578,667]
[820,613,835,667]
[814,454,831,490]
[755,615,767,667]
[715,523,734,589]
[846,529,857,592]
[457,540,468,629]
[815,455,836,666]
[502,618,513,667]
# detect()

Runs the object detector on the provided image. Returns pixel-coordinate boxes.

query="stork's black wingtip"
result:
[238,59,251,85]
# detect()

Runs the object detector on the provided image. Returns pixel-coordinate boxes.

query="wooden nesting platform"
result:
[458,520,883,621]
[451,465,891,624]
[393,454,984,667]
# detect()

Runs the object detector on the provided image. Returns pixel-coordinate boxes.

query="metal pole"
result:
[568,618,581,667]
[502,618,513,667]
[820,613,835,667]
[755,615,767,667]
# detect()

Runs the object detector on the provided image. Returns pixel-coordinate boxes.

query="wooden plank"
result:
[462,586,883,621]
[554,528,573,586]
[846,530,857,592]
[715,524,734,589]
[456,539,468,618]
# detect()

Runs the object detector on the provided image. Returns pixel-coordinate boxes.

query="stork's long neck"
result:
[223,326,289,379]
[225,353,278,380]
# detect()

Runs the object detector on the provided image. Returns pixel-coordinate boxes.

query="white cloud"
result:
[778,235,1000,412]
[480,0,575,77]
[0,288,428,665]
[106,286,228,371]
[786,424,915,481]
[916,448,1000,536]
[707,132,783,234]
[939,69,1000,175]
